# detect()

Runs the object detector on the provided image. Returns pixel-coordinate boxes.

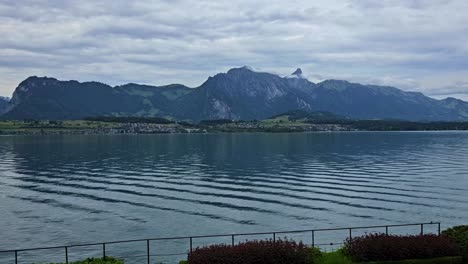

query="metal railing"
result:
[0,222,441,264]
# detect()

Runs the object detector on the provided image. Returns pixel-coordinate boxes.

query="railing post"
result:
[65,246,69,264]
[273,232,276,242]
[385,226,389,236]
[438,223,441,236]
[15,250,18,264]
[102,243,106,259]
[420,224,424,235]
[190,237,193,253]
[231,235,235,246]
[349,228,352,241]
[146,239,150,264]
[312,230,315,248]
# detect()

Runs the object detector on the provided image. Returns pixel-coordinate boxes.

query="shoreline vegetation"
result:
[1,114,468,136]
[1,119,468,136]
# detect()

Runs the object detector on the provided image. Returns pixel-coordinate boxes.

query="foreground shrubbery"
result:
[442,225,468,263]
[343,234,459,262]
[313,251,461,264]
[182,234,463,264]
[41,227,468,264]
[187,239,317,264]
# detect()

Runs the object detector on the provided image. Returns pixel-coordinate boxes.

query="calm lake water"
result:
[1,132,468,263]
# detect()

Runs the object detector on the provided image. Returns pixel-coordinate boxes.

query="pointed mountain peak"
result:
[286,68,306,79]
[292,68,303,76]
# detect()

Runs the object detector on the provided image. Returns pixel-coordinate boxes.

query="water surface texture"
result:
[1,132,467,262]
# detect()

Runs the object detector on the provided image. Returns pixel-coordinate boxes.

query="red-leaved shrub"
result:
[343,233,459,262]
[187,239,316,264]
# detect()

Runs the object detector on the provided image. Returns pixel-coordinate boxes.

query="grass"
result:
[315,251,353,264]
[313,251,462,264]
[358,256,463,264]
[0,120,119,130]
[0,120,23,129]
[261,116,309,126]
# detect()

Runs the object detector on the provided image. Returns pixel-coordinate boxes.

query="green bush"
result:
[443,225,468,263]
[315,251,461,264]
[315,250,353,264]
[357,256,463,264]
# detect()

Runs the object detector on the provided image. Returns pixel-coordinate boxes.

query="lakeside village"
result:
[2,111,468,135]
[0,119,353,135]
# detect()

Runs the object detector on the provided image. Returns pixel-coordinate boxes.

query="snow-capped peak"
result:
[286,68,307,79]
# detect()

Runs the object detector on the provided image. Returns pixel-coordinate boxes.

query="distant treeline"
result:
[11,116,468,131]
[307,119,468,131]
[198,119,234,125]
[198,119,261,125]
[84,116,174,124]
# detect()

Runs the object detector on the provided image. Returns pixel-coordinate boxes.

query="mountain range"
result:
[1,66,468,121]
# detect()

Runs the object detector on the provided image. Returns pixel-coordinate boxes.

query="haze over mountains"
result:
[1,66,468,121]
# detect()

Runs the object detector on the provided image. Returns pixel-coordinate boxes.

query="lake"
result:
[1,132,467,263]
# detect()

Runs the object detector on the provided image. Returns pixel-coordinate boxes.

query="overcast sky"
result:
[1,0,468,100]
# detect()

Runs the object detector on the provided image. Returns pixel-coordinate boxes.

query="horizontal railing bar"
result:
[314,242,344,245]
[114,252,188,260]
[0,222,439,253]
[118,252,187,258]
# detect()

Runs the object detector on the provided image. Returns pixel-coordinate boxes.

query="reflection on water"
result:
[0,132,468,263]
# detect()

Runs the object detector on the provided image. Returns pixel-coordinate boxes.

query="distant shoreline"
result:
[2,117,468,136]
[1,124,468,136]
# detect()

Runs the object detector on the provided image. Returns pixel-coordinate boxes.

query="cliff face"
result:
[0,96,8,114]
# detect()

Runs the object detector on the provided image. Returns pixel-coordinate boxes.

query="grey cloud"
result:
[0,0,467,100]
[423,82,468,96]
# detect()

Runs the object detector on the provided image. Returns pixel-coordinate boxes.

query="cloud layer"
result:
[1,0,468,99]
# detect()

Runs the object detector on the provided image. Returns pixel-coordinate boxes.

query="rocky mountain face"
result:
[310,80,468,121]
[0,96,9,114]
[173,67,317,121]
[3,76,191,120]
[2,67,468,121]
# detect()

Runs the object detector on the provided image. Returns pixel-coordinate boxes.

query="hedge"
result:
[187,239,318,264]
[343,234,459,262]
